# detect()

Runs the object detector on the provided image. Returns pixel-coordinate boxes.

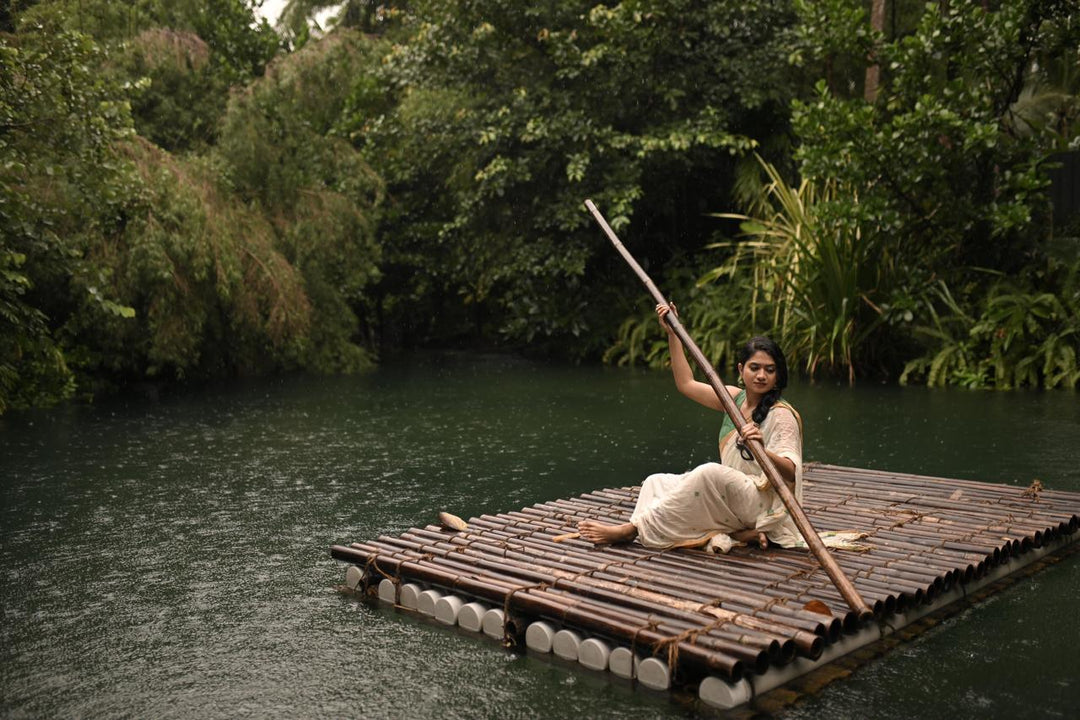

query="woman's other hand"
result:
[655,303,677,335]
[740,420,796,489]
[740,421,762,445]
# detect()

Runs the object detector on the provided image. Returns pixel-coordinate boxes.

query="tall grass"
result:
[704,156,888,382]
[902,261,1080,389]
[603,268,752,375]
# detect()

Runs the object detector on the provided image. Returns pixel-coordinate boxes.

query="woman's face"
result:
[739,350,778,396]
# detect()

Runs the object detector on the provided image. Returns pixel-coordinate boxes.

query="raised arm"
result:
[657,304,739,412]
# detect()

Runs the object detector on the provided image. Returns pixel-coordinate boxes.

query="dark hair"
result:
[738,336,788,425]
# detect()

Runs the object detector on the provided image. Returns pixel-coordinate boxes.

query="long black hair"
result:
[738,336,788,425]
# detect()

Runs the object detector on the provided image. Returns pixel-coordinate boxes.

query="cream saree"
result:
[629,398,805,552]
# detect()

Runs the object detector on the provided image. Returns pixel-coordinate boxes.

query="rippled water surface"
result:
[2,353,1078,719]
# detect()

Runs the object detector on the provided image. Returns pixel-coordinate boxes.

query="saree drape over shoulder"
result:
[629,397,805,553]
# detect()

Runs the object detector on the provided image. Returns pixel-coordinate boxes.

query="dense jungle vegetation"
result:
[2,0,1079,413]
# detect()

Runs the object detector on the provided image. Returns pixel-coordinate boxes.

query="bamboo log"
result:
[385,529,835,650]
[356,533,830,657]
[411,525,844,641]
[811,506,1041,556]
[587,538,894,620]
[334,543,750,678]
[544,474,1049,578]
[808,485,1065,541]
[801,503,1010,554]
[542,586,778,672]
[804,498,1042,551]
[808,463,1080,503]
[468,515,814,606]
[468,512,896,628]
[805,466,1080,526]
[464,514,856,633]
[537,505,937,604]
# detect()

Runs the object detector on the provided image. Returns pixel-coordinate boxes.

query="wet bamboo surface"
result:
[331,462,1080,685]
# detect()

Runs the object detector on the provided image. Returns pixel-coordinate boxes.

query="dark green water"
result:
[2,353,1078,719]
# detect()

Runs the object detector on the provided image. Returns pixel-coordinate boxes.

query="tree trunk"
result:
[865,0,887,103]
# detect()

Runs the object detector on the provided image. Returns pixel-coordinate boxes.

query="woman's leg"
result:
[578,520,638,544]
[576,471,679,546]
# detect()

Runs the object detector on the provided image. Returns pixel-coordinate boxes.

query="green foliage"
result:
[127,1,279,151]
[17,0,280,153]
[131,0,279,151]
[793,0,1075,272]
[216,31,385,372]
[277,1,404,41]
[0,249,75,412]
[603,263,752,375]
[348,0,799,354]
[5,0,1080,413]
[1,9,380,413]
[119,28,231,152]
[902,260,1080,389]
[0,20,136,410]
[704,157,895,381]
[1009,11,1080,150]
[784,0,1080,387]
[73,139,316,383]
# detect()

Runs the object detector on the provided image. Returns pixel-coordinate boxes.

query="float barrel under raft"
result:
[330,462,1080,710]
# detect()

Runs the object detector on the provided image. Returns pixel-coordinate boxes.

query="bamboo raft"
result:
[331,463,1080,709]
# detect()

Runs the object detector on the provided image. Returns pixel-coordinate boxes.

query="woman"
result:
[578,303,804,553]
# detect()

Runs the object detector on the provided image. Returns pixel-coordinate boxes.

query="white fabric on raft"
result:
[629,403,805,552]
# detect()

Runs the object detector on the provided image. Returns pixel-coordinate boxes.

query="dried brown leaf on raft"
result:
[802,600,833,617]
[1022,480,1045,498]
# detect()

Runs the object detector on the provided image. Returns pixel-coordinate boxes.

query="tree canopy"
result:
[1,0,1078,412]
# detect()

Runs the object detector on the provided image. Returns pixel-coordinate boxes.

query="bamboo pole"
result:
[808,493,1051,551]
[803,502,1017,555]
[807,482,1068,530]
[542,489,1035,564]
[812,500,1045,557]
[809,463,1080,502]
[565,484,1041,560]
[806,486,1071,542]
[541,586,778,672]
[467,513,853,618]
[583,198,873,621]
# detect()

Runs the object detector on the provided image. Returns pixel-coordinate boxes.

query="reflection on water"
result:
[1,353,1078,719]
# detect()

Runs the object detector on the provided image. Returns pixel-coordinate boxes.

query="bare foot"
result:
[732,528,768,549]
[578,520,637,545]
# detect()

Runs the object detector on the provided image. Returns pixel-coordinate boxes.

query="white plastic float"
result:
[416,588,442,616]
[578,638,611,672]
[524,620,556,653]
[377,578,396,603]
[481,608,505,639]
[552,629,582,661]
[434,595,464,625]
[457,602,487,632]
[398,583,422,610]
[344,565,363,590]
